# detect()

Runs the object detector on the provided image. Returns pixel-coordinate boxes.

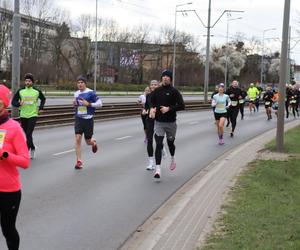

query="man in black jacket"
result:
[225,80,242,137]
[150,70,185,179]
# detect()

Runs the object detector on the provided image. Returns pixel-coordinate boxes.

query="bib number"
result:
[78,106,87,115]
[231,101,238,106]
[216,103,225,110]
[265,101,270,105]
[0,130,7,149]
[239,100,244,104]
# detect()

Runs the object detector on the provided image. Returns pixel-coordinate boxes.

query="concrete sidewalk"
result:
[120,119,300,250]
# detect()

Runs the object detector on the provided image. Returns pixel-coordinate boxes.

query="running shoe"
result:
[75,160,83,169]
[219,139,224,145]
[92,141,98,153]
[169,160,176,171]
[154,166,161,178]
[230,132,234,137]
[30,149,35,159]
[146,164,155,170]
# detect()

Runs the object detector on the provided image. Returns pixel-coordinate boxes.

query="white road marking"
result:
[115,136,132,141]
[53,149,75,156]
[189,121,199,125]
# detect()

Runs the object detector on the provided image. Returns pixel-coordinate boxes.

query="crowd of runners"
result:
[1,70,300,249]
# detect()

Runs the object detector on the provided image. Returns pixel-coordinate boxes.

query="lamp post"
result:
[173,2,192,86]
[260,28,276,85]
[94,0,98,91]
[224,15,242,89]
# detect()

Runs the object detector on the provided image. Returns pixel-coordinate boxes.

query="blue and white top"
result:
[212,93,231,113]
[74,88,102,119]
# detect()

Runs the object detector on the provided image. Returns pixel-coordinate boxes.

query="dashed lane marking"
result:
[115,136,132,141]
[53,149,75,156]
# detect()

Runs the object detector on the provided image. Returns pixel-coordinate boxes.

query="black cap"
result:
[161,70,173,81]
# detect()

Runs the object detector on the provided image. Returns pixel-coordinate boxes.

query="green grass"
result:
[202,127,300,250]
[266,125,300,154]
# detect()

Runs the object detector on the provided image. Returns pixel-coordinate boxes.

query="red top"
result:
[0,118,30,192]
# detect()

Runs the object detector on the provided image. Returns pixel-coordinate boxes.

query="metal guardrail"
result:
[12,101,211,127]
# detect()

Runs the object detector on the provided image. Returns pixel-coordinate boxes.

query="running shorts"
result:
[154,121,177,140]
[74,116,94,140]
[214,112,227,120]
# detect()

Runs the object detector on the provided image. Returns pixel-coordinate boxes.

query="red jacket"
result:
[0,117,30,192]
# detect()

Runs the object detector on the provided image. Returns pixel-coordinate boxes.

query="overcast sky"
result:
[54,0,299,64]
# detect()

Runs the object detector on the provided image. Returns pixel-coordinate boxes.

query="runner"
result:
[255,82,263,112]
[239,86,247,120]
[289,85,299,118]
[137,87,150,143]
[144,80,159,170]
[247,83,259,113]
[285,84,293,118]
[225,80,242,137]
[0,84,30,250]
[211,83,231,145]
[263,85,274,120]
[73,75,102,169]
[11,73,46,159]
[150,70,185,179]
[272,89,279,117]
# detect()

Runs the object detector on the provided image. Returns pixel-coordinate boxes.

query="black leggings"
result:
[155,135,175,165]
[0,190,21,250]
[20,117,37,150]
[227,107,239,132]
[146,118,154,157]
[239,103,245,118]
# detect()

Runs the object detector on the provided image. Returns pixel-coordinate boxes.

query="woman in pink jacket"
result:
[0,84,30,250]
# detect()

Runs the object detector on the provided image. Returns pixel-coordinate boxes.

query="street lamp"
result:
[94,0,98,91]
[260,28,276,85]
[173,2,192,86]
[224,15,242,89]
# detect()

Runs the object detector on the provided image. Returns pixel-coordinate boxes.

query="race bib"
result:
[0,130,7,149]
[239,100,244,104]
[23,96,34,105]
[231,101,238,106]
[290,100,296,104]
[78,106,87,115]
[265,101,271,105]
[216,103,225,110]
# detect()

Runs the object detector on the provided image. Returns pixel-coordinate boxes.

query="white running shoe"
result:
[154,165,161,178]
[169,159,176,171]
[146,164,155,170]
[30,149,35,159]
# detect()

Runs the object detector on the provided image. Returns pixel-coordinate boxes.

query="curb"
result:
[120,120,300,250]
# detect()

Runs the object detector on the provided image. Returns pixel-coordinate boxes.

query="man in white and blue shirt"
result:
[73,75,102,169]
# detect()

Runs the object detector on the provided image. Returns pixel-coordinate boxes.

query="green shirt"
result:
[12,86,46,118]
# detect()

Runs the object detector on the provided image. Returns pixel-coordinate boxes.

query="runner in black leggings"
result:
[0,84,30,250]
[225,80,242,137]
[144,80,159,170]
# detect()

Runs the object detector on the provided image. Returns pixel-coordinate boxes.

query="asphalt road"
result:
[0,108,292,250]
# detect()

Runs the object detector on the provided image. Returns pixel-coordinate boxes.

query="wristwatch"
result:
[0,151,8,160]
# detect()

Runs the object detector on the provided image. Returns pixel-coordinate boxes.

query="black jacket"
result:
[150,84,185,122]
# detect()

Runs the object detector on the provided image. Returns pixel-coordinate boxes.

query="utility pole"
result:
[203,0,211,103]
[11,0,21,118]
[276,0,290,152]
[286,26,291,84]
